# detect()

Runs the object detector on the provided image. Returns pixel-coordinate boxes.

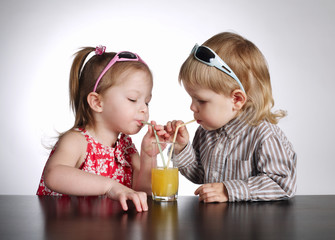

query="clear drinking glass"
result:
[151,141,179,201]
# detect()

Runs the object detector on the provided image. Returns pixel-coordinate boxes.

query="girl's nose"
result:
[140,103,149,113]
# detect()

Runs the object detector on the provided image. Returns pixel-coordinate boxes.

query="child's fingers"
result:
[173,120,183,130]
[145,122,153,135]
[150,120,157,126]
[195,183,227,203]
[119,195,129,211]
[201,194,222,203]
[132,192,148,212]
[138,192,148,211]
[165,121,173,132]
[167,120,183,133]
[195,185,216,202]
[130,194,143,212]
[154,124,166,133]
[194,183,214,195]
[194,185,204,195]
[177,125,187,136]
[156,129,170,138]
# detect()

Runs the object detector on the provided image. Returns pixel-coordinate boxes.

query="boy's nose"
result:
[190,103,197,113]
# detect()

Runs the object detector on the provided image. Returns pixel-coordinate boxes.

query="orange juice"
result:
[151,167,179,201]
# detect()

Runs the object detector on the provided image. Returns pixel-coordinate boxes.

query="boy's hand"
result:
[194,183,229,203]
[165,120,190,154]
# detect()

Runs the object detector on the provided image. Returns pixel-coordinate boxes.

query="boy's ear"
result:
[87,92,103,113]
[231,89,247,111]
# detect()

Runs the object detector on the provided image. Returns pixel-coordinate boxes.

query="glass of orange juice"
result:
[151,141,179,201]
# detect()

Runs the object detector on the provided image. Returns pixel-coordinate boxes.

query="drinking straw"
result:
[166,119,196,168]
[141,121,166,167]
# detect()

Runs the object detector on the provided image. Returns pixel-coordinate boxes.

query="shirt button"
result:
[217,143,223,150]
[212,171,219,179]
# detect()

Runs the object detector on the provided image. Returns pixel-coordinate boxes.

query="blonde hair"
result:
[179,32,286,125]
[69,47,152,129]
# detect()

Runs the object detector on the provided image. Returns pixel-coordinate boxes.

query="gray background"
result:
[1,0,334,195]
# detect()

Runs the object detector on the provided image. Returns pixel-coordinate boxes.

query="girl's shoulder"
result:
[47,129,88,168]
[59,128,86,141]
[55,129,87,152]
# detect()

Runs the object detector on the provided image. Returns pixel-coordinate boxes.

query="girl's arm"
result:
[132,151,152,194]
[43,131,110,195]
[43,130,147,212]
[132,121,169,194]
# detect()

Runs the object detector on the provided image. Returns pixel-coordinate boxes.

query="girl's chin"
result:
[122,127,141,136]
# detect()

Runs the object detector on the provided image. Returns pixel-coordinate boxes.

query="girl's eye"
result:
[145,102,149,107]
[128,98,136,103]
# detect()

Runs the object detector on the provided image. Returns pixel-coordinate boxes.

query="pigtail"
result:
[69,47,95,118]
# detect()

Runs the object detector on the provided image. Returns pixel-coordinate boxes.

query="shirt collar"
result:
[216,112,250,139]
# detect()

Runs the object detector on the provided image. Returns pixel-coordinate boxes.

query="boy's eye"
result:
[128,98,136,103]
[197,99,207,104]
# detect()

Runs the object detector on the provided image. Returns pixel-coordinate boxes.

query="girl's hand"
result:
[106,181,148,212]
[194,183,229,203]
[141,121,170,157]
[165,120,190,154]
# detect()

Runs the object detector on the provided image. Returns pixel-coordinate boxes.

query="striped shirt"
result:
[175,113,297,202]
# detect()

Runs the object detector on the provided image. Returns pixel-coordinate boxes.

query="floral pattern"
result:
[36,128,137,196]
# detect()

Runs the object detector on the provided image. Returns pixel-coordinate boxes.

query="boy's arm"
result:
[165,122,206,184]
[174,128,205,184]
[223,134,297,202]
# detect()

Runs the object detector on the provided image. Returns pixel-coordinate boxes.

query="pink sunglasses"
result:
[93,51,146,92]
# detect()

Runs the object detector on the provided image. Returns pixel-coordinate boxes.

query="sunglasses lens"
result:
[118,52,137,59]
[195,46,215,63]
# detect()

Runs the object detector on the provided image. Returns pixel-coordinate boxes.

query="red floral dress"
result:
[36,128,137,196]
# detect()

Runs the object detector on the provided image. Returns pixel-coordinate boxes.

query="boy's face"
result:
[183,83,238,131]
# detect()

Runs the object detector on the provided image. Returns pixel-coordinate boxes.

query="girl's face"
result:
[100,69,152,135]
[183,82,237,131]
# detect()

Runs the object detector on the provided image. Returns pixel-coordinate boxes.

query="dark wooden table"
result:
[0,195,334,240]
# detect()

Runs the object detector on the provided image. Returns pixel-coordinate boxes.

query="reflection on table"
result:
[0,195,334,240]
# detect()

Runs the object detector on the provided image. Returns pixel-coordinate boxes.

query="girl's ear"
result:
[87,92,103,113]
[231,89,247,111]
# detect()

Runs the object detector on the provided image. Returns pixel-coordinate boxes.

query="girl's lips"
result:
[137,120,144,126]
[196,120,202,124]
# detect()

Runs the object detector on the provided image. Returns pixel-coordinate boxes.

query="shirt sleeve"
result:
[174,130,205,184]
[224,131,297,202]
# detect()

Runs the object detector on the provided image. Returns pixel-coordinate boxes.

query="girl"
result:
[37,46,165,212]
[166,32,297,202]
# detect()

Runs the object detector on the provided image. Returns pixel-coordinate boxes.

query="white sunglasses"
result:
[191,44,245,93]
